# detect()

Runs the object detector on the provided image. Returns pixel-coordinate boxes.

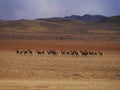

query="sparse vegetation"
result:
[0,50,120,90]
[0,40,120,90]
[0,17,120,89]
[0,19,120,40]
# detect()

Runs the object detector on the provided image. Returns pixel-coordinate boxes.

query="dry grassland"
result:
[0,80,120,90]
[0,51,120,90]
[0,40,120,90]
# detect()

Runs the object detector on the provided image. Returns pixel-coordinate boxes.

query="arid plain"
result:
[0,18,120,90]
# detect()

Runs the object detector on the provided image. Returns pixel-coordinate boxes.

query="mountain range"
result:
[0,14,120,40]
[36,14,120,23]
[65,14,107,22]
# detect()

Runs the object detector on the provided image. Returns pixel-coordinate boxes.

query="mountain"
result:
[36,14,120,23]
[65,15,82,20]
[65,14,107,22]
[36,17,72,22]
[82,14,107,22]
[0,14,120,40]
[100,15,120,23]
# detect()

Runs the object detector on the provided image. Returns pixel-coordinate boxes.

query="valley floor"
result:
[0,40,120,90]
[0,79,120,90]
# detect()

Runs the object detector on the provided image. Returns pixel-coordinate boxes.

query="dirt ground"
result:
[0,40,120,90]
[0,80,120,90]
[0,40,120,54]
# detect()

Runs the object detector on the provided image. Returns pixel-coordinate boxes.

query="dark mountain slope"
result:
[100,15,120,23]
[65,14,107,22]
[0,15,120,40]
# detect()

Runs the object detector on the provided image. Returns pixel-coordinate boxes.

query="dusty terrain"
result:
[0,40,120,90]
[0,19,120,41]
[0,18,120,89]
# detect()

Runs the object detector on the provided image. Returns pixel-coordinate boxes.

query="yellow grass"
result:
[0,80,120,90]
[88,30,118,34]
[0,51,120,90]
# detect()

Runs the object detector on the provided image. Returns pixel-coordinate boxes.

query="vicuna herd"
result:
[15,49,104,57]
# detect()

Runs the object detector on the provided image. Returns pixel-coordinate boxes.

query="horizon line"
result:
[0,14,120,21]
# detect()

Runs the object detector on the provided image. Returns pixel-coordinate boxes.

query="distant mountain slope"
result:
[64,15,82,20]
[36,14,120,23]
[65,14,107,22]
[36,17,72,22]
[0,15,120,40]
[100,15,120,23]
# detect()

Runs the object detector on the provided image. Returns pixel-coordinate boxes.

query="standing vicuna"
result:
[15,49,20,54]
[98,51,104,56]
[28,49,33,55]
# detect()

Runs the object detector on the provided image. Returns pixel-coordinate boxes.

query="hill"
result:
[100,15,120,23]
[0,15,120,40]
[65,14,107,22]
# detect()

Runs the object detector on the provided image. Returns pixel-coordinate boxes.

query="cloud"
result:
[59,0,120,16]
[0,0,25,20]
[10,0,65,19]
[0,0,120,20]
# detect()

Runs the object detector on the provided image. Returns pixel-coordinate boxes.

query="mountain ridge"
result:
[0,15,120,40]
[64,14,107,22]
[36,14,120,23]
[1,14,119,23]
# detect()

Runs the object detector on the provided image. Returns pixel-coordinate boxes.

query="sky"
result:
[0,0,120,20]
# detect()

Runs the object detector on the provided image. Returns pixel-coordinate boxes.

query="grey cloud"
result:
[0,0,120,20]
[0,0,25,20]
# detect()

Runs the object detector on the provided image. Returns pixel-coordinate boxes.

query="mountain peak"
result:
[65,14,107,22]
[65,15,81,20]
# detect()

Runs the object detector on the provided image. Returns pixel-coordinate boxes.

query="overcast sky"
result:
[0,0,120,20]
